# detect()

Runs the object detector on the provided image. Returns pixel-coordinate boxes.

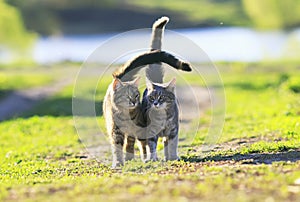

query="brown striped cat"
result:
[103,50,191,168]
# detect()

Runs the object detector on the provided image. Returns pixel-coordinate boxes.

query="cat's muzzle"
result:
[129,101,138,108]
[152,102,167,110]
[152,103,161,109]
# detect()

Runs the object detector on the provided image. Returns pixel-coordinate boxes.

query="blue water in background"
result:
[33,27,300,64]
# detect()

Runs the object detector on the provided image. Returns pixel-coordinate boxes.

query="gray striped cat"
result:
[103,16,191,168]
[142,78,179,161]
[142,16,181,161]
[103,50,191,168]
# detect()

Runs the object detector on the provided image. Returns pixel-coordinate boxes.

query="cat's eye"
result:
[160,95,166,99]
[148,95,155,101]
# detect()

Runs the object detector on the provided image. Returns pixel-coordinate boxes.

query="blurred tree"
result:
[128,0,249,27]
[8,0,250,35]
[242,0,300,29]
[0,0,35,50]
[7,0,123,35]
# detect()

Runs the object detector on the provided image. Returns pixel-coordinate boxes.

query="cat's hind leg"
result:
[125,135,135,161]
[137,139,148,162]
[165,135,179,161]
[163,137,169,161]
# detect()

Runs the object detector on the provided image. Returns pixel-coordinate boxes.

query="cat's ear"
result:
[112,78,123,91]
[166,77,176,92]
[132,76,140,87]
[146,77,154,91]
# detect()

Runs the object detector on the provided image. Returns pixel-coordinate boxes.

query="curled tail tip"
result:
[153,16,169,29]
[180,62,192,72]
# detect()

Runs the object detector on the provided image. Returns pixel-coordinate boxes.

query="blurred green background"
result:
[1,0,300,64]
[5,0,300,35]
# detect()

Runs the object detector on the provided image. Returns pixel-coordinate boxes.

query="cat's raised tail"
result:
[113,50,192,81]
[147,16,169,83]
[150,16,169,50]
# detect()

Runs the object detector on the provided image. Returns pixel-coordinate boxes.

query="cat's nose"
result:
[153,101,159,106]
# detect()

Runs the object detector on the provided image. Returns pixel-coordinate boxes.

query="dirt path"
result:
[0,77,73,121]
[176,86,211,130]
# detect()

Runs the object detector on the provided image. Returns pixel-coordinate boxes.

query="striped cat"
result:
[103,50,191,168]
[142,16,181,161]
[142,78,180,161]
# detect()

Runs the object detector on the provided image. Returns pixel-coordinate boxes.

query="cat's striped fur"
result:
[142,78,180,161]
[142,16,182,161]
[103,17,191,168]
[103,50,191,168]
[146,16,169,83]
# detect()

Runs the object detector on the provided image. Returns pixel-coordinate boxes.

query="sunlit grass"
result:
[0,64,299,201]
[0,72,53,99]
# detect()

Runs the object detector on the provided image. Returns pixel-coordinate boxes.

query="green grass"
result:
[0,65,79,99]
[0,71,53,99]
[0,64,300,201]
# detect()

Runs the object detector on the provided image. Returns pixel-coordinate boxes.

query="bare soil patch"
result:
[0,78,73,121]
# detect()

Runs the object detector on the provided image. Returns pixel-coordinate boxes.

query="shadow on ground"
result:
[182,150,300,165]
[0,90,12,100]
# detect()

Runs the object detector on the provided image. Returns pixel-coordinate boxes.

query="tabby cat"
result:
[142,78,179,161]
[103,50,191,168]
[138,16,169,161]
[142,16,181,161]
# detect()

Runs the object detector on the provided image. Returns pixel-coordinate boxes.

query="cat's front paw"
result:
[143,155,159,163]
[125,153,135,161]
[111,161,124,169]
[144,157,159,163]
[165,156,180,161]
